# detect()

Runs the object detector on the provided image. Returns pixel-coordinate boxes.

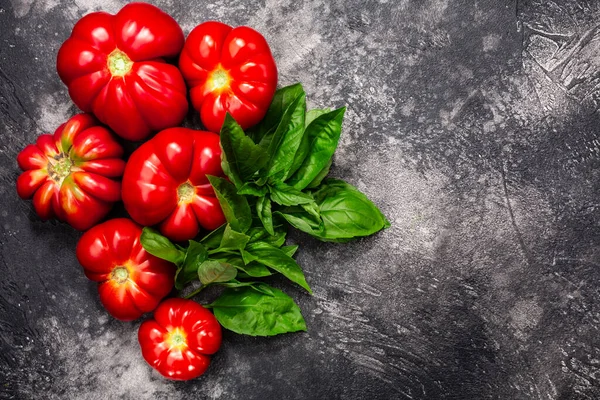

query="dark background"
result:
[1,0,600,398]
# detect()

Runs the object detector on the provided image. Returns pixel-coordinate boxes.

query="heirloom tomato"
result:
[121,128,226,241]
[56,2,188,141]
[138,298,222,380]
[16,113,124,231]
[76,218,176,321]
[179,21,278,133]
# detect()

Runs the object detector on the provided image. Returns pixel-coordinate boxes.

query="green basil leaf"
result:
[288,109,331,175]
[175,240,208,290]
[219,224,250,252]
[220,114,268,186]
[246,242,312,293]
[256,196,274,235]
[237,182,268,197]
[208,284,307,336]
[238,261,273,277]
[208,175,252,233]
[281,245,299,258]
[198,260,238,285]
[269,183,315,206]
[305,108,331,126]
[247,226,287,248]
[247,83,306,143]
[200,224,226,250]
[311,178,390,240]
[287,107,346,190]
[276,205,323,237]
[305,156,333,189]
[140,227,185,265]
[261,94,306,180]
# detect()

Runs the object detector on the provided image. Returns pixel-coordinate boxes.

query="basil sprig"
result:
[140,83,390,337]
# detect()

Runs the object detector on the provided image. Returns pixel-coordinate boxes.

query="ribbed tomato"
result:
[121,127,226,241]
[76,218,176,321]
[179,21,278,133]
[138,298,222,380]
[16,113,124,231]
[56,2,188,141]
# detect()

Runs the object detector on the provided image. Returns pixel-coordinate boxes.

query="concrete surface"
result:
[1,0,600,399]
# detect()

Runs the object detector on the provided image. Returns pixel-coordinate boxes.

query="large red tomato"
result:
[179,21,278,133]
[56,3,188,141]
[16,113,124,231]
[121,128,226,241]
[76,218,176,321]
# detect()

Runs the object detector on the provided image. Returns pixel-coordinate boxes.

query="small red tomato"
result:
[76,218,176,321]
[16,113,124,231]
[121,127,226,242]
[138,298,222,380]
[56,3,188,141]
[179,21,278,133]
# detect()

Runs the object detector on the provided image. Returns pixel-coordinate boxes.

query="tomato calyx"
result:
[165,327,188,351]
[47,153,74,185]
[110,265,130,284]
[208,67,231,92]
[177,181,196,204]
[107,49,133,77]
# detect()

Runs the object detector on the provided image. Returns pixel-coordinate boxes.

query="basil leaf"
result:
[311,179,390,240]
[220,114,268,186]
[175,240,208,290]
[200,224,226,250]
[261,94,306,180]
[269,183,315,206]
[288,108,331,175]
[281,245,299,258]
[287,107,346,190]
[237,182,268,197]
[208,284,307,336]
[208,175,252,233]
[140,227,185,265]
[198,260,237,285]
[247,226,287,248]
[256,196,274,235]
[219,224,250,252]
[305,108,331,126]
[305,156,332,189]
[247,83,306,143]
[237,261,273,277]
[276,206,324,237]
[246,242,312,293]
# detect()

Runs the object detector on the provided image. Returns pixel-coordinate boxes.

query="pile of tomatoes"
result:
[15,2,278,380]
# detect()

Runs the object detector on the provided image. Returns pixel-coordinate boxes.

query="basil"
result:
[198,260,237,285]
[246,242,312,293]
[208,284,307,336]
[311,179,390,241]
[176,240,208,289]
[140,227,185,265]
[208,175,252,233]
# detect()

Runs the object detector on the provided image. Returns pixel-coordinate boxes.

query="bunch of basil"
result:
[141,83,389,336]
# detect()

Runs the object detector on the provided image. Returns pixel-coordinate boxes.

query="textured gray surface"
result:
[1,0,600,399]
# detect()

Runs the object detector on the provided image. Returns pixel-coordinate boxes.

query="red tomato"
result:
[179,21,278,133]
[76,218,176,321]
[121,127,226,241]
[138,298,222,380]
[56,3,188,141]
[16,113,124,231]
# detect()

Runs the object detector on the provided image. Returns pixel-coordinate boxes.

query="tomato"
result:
[179,21,278,133]
[56,3,188,141]
[138,298,222,380]
[16,113,124,231]
[121,127,226,241]
[76,218,176,321]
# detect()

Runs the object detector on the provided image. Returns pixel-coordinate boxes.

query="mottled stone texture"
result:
[1,0,599,399]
